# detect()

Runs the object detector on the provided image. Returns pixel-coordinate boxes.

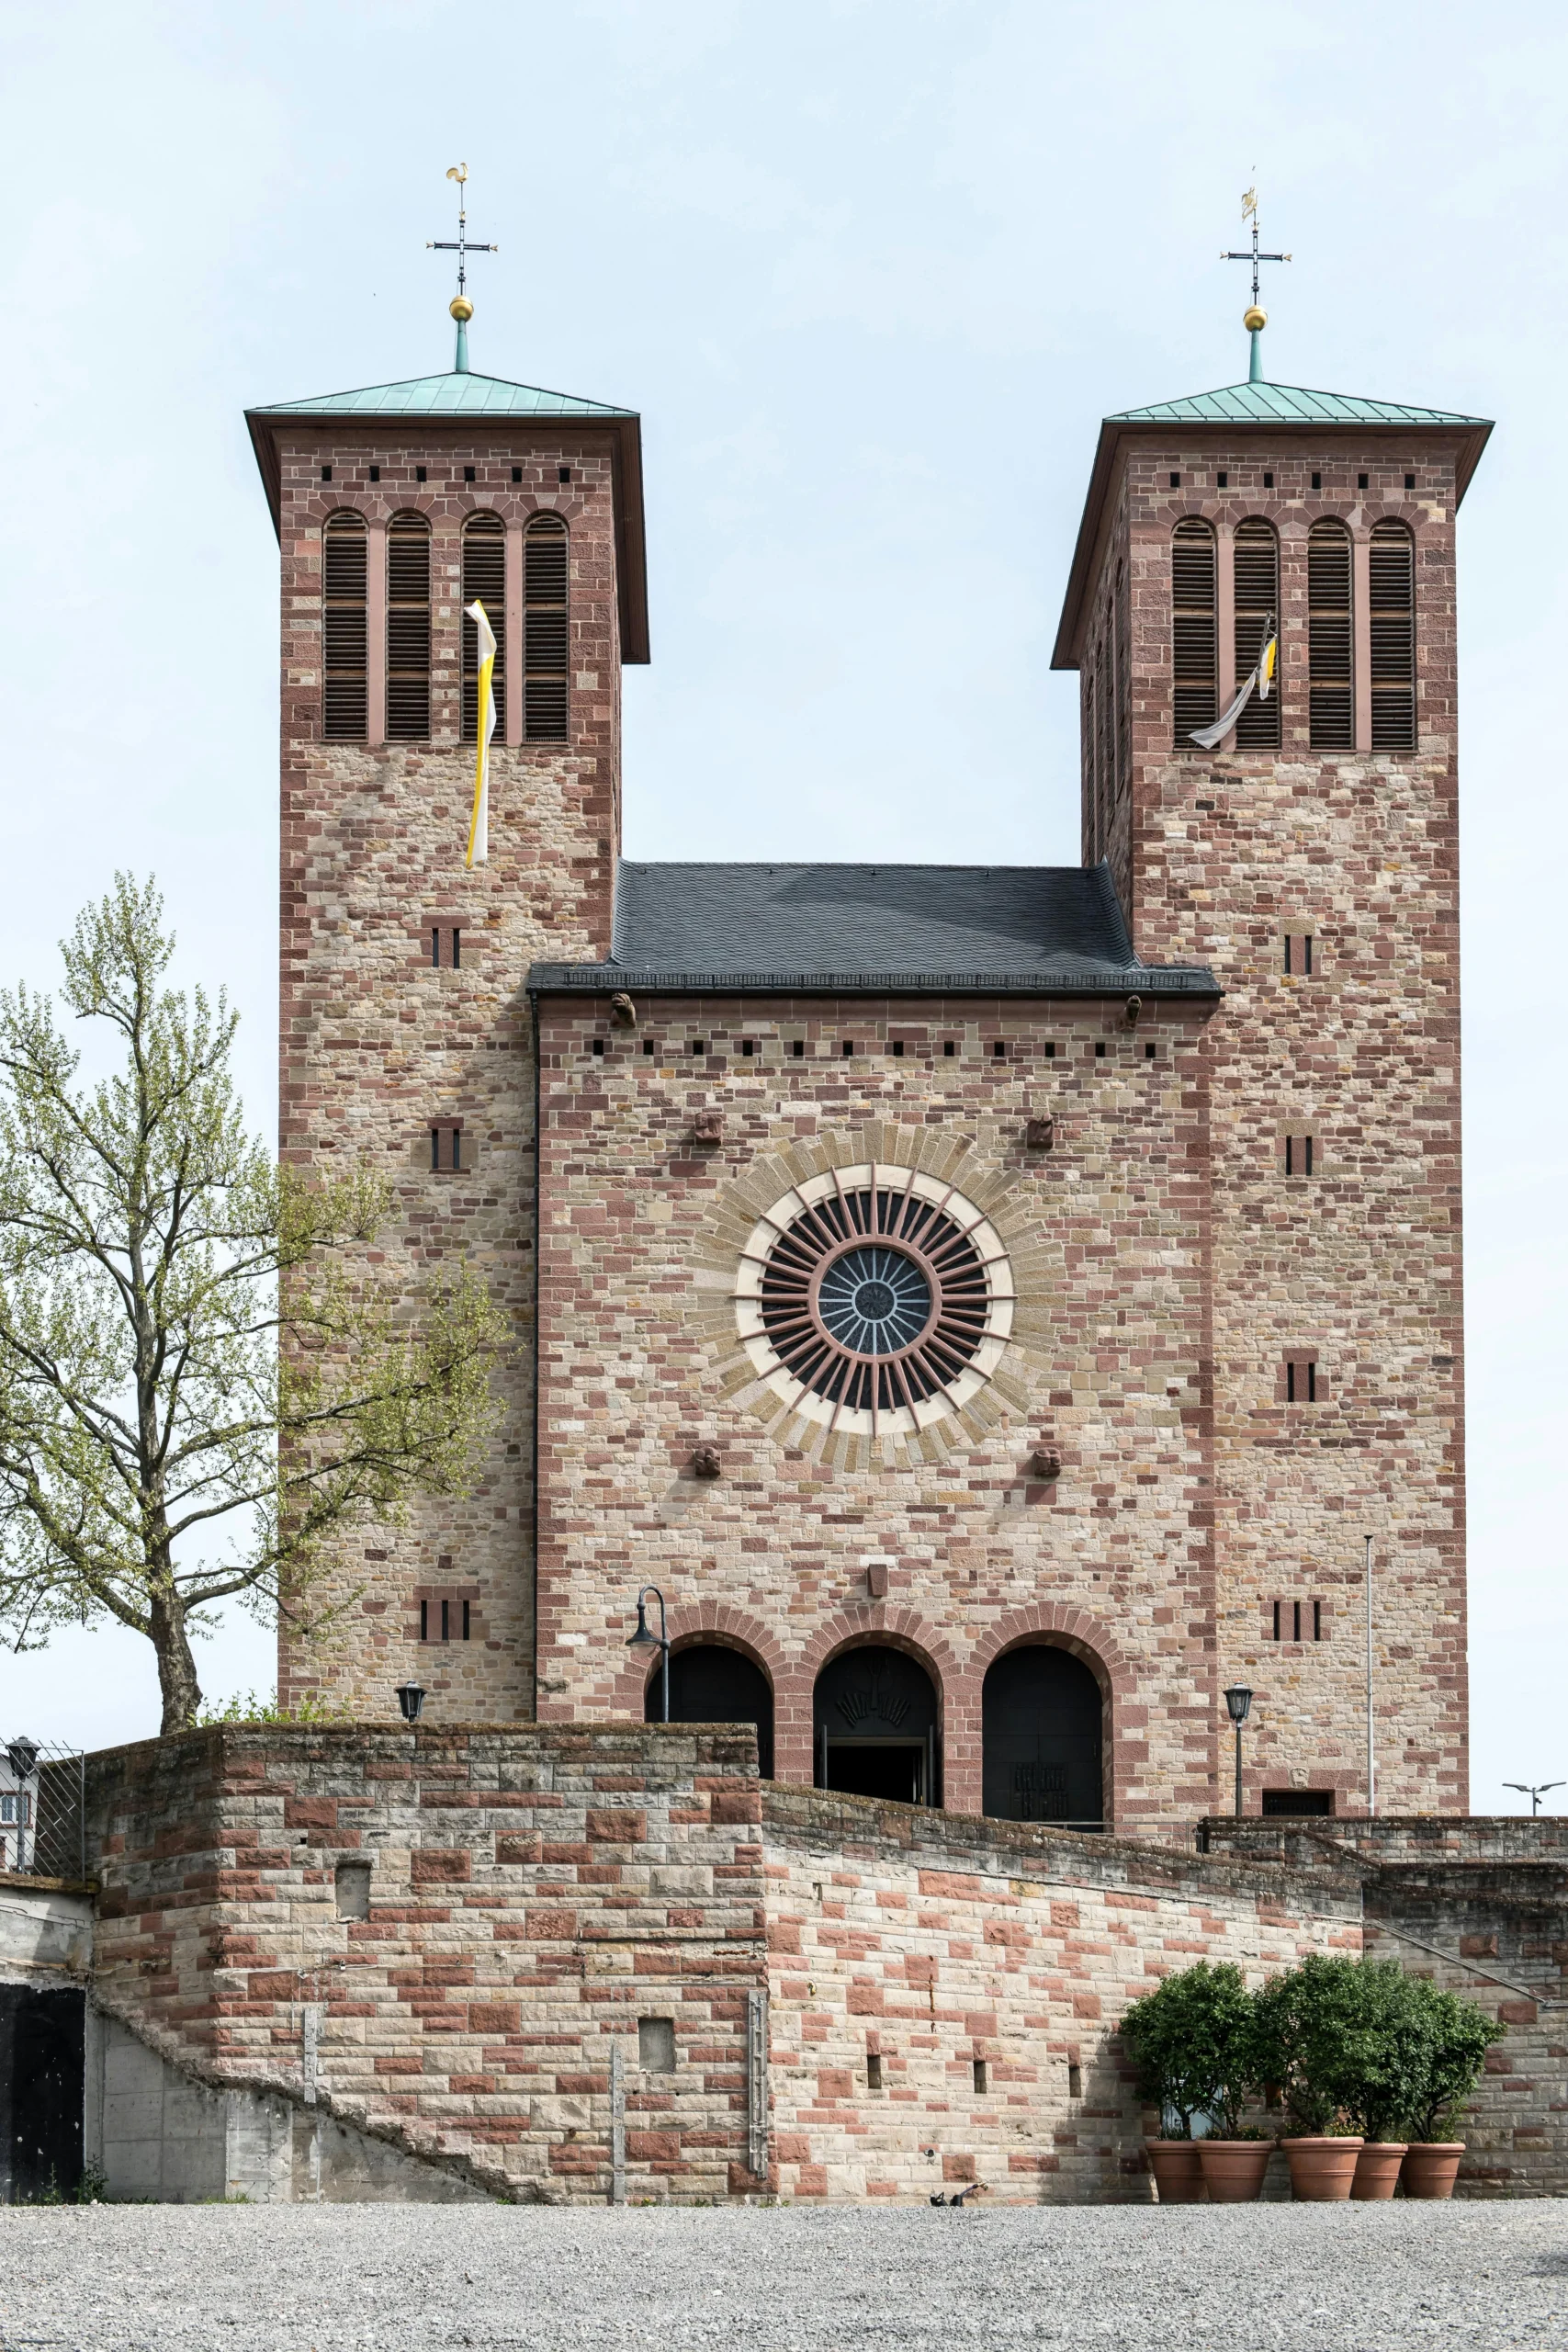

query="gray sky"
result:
[2,0,1562,1811]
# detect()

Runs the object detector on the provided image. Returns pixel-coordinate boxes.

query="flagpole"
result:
[1364,1533,1375,1816]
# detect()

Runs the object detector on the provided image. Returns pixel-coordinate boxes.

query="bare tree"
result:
[0,876,502,1731]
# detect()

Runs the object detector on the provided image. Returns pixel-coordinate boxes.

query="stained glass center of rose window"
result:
[817,1247,931,1354]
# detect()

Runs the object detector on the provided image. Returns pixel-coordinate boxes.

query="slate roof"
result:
[527,862,1220,999]
[1106,380,1490,429]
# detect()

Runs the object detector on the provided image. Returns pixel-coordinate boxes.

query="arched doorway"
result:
[648,1643,773,1778]
[982,1644,1104,1829]
[814,1645,939,1806]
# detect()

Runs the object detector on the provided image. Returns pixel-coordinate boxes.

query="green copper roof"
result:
[249,368,635,420]
[1106,379,1490,428]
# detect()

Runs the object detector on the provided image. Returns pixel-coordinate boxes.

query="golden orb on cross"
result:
[450,294,474,323]
[1244,305,1267,333]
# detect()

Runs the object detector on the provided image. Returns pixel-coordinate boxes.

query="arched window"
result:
[1370,520,1416,752]
[1308,520,1353,750]
[386,513,431,741]
[1171,519,1217,745]
[461,513,506,742]
[649,1644,773,1778]
[1233,518,1280,750]
[982,1645,1103,1830]
[321,512,367,741]
[814,1645,939,1806]
[524,513,569,741]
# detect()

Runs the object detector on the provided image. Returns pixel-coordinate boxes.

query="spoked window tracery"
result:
[734,1165,1015,1438]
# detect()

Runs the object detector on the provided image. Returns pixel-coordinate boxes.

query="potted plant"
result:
[1253,1955,1365,2199]
[1337,1959,1430,2199]
[1400,1982,1504,2199]
[1120,1962,1268,2203]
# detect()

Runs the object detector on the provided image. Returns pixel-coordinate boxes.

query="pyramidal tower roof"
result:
[249,368,637,422]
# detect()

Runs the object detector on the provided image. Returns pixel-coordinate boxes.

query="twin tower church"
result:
[249,231,1487,1838]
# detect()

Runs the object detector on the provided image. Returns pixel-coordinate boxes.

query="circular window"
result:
[734,1163,1015,1436]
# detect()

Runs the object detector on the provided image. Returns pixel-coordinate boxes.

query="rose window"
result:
[734,1164,1015,1436]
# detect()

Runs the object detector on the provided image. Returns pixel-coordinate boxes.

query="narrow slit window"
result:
[1171,518,1218,745]
[973,2058,988,2093]
[793,1039,805,1057]
[1284,1134,1314,1177]
[386,512,431,740]
[321,512,367,740]
[1313,1600,1323,1641]
[1233,519,1280,749]
[866,2053,883,2090]
[525,513,570,741]
[1271,1600,1281,1641]
[462,513,507,741]
[1308,520,1353,750]
[1292,1600,1303,1643]
[1286,1355,1318,1403]
[430,1123,462,1172]
[1370,521,1416,752]
[1284,933,1314,976]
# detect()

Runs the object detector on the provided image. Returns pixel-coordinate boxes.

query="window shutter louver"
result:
[385,513,431,740]
[1370,521,1416,752]
[1308,521,1354,750]
[321,513,367,740]
[1232,519,1280,749]
[1171,519,1217,744]
[525,514,570,741]
[461,513,507,742]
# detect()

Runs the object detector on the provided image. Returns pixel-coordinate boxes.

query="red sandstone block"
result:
[942,2155,976,2183]
[587,1809,646,1843]
[284,1798,339,1831]
[711,1792,761,1825]
[411,1850,471,1884]
[468,2003,522,2035]
[627,2131,682,2163]
[496,1835,543,1866]
[793,2165,828,2197]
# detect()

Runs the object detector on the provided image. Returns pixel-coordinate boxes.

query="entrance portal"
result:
[982,1644,1104,1829]
[649,1643,774,1778]
[814,1645,940,1806]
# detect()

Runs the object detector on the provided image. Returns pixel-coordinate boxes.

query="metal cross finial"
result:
[1223,181,1290,382]
[427,163,497,372]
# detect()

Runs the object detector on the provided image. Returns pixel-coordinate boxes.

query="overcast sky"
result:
[2,0,1563,1812]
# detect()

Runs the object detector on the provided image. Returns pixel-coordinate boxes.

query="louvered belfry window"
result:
[1171,518,1217,745]
[1233,519,1280,750]
[1370,520,1416,752]
[461,513,506,742]
[1308,520,1354,750]
[321,512,367,741]
[386,512,431,741]
[525,513,570,741]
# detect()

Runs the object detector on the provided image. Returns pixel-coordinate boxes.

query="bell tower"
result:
[1053,239,1491,1816]
[245,203,648,1719]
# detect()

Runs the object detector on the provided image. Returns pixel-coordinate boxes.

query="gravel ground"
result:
[0,2202,1564,2352]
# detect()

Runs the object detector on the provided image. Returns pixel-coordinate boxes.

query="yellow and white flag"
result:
[465,599,497,867]
[1190,616,1278,751]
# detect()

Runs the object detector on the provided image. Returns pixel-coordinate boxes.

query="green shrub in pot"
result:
[1337,1959,1443,2143]
[1253,1953,1376,2134]
[1404,1981,1504,2143]
[1119,1961,1263,2139]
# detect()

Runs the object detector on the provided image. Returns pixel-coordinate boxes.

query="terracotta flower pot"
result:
[1283,2135,1363,2200]
[1198,2139,1272,2202]
[1402,2142,1464,2200]
[1145,2140,1205,2203]
[1351,2142,1407,2200]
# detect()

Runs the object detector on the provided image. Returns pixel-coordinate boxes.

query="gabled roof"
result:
[244,367,649,662]
[1106,379,1490,429]
[527,859,1221,1000]
[1053,377,1494,671]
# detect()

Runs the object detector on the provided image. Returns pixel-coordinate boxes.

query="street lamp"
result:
[1224,1686,1253,1818]
[5,1738,39,1873]
[626,1586,670,1723]
[1504,1781,1563,1816]
[394,1683,426,1724]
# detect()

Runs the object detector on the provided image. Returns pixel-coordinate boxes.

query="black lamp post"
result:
[395,1683,426,1724]
[626,1586,670,1723]
[1224,1686,1253,1817]
[5,1739,39,1783]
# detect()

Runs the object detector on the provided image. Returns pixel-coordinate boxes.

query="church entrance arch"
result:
[813,1645,940,1807]
[647,1643,773,1778]
[982,1644,1104,1830]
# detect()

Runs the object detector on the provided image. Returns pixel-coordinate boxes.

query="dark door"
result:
[982,1645,1103,1829]
[651,1643,774,1778]
[1,1985,85,2202]
[814,1645,940,1807]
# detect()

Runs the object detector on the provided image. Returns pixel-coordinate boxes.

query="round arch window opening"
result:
[735,1165,1016,1437]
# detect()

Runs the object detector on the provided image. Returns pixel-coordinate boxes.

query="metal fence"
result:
[0,1739,86,1883]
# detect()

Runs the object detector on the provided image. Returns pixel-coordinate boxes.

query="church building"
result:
[247,252,1487,1842]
